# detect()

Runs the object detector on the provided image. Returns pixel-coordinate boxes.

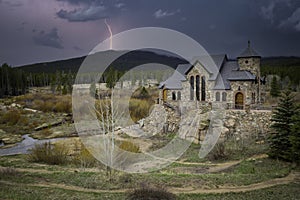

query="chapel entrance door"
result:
[235,92,244,109]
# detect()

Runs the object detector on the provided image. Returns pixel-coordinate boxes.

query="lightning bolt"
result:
[104,19,113,50]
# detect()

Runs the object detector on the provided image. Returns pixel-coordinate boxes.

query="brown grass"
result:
[16,93,71,113]
[27,142,70,165]
[1,109,21,125]
[72,141,98,168]
[119,140,140,153]
[129,99,153,122]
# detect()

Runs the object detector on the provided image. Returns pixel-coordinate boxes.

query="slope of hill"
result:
[261,56,300,86]
[16,50,188,74]
[16,53,300,86]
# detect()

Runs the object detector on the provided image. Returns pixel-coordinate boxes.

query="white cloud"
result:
[115,3,125,8]
[153,9,179,19]
[279,7,300,31]
[260,2,275,23]
[57,5,108,22]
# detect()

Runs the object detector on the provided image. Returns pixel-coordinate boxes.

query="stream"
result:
[0,134,67,156]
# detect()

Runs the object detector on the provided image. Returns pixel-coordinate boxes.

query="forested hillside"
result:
[261,56,300,87]
[17,50,187,73]
[1,53,299,98]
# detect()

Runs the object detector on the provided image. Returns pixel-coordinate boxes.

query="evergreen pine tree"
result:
[291,107,300,163]
[50,76,56,94]
[270,76,280,97]
[62,83,68,95]
[268,90,297,161]
[140,87,150,99]
[106,67,117,89]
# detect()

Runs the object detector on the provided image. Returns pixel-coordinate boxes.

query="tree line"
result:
[0,63,27,97]
[0,63,76,97]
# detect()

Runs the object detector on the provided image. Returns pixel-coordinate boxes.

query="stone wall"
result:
[230,81,258,105]
[222,109,272,138]
[149,104,272,143]
[238,57,260,77]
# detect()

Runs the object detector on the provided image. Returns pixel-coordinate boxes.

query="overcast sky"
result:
[0,0,300,66]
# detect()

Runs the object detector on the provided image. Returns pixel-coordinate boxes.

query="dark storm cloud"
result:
[57,5,108,22]
[56,0,125,22]
[279,7,300,31]
[57,0,102,5]
[258,0,300,31]
[73,46,83,51]
[1,0,300,66]
[2,0,23,7]
[33,28,64,49]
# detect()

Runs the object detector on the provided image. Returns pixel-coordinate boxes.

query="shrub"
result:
[32,99,44,110]
[207,142,228,161]
[119,140,140,153]
[42,101,55,112]
[17,115,29,126]
[126,185,176,200]
[118,174,133,186]
[39,128,53,138]
[16,93,72,113]
[129,99,153,122]
[2,109,21,125]
[27,142,69,165]
[72,143,98,168]
[132,87,151,99]
[53,101,71,113]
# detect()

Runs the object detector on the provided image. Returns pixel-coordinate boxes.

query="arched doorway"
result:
[235,92,244,109]
[163,89,167,101]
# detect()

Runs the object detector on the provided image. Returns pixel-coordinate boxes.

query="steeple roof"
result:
[237,41,260,58]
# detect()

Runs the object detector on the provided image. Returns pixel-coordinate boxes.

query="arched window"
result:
[177,91,181,100]
[172,91,176,101]
[216,92,220,101]
[251,92,256,103]
[196,75,200,101]
[190,76,194,101]
[222,92,227,101]
[201,76,206,101]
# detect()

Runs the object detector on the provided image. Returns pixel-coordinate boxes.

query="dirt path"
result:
[1,154,268,175]
[170,171,300,194]
[0,171,299,194]
[0,165,104,174]
[173,154,269,174]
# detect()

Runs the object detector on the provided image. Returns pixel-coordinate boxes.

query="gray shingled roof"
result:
[176,63,193,75]
[159,54,257,90]
[214,61,256,90]
[228,71,256,80]
[158,63,192,89]
[158,70,186,89]
[159,55,226,90]
[192,54,226,80]
[238,41,260,58]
